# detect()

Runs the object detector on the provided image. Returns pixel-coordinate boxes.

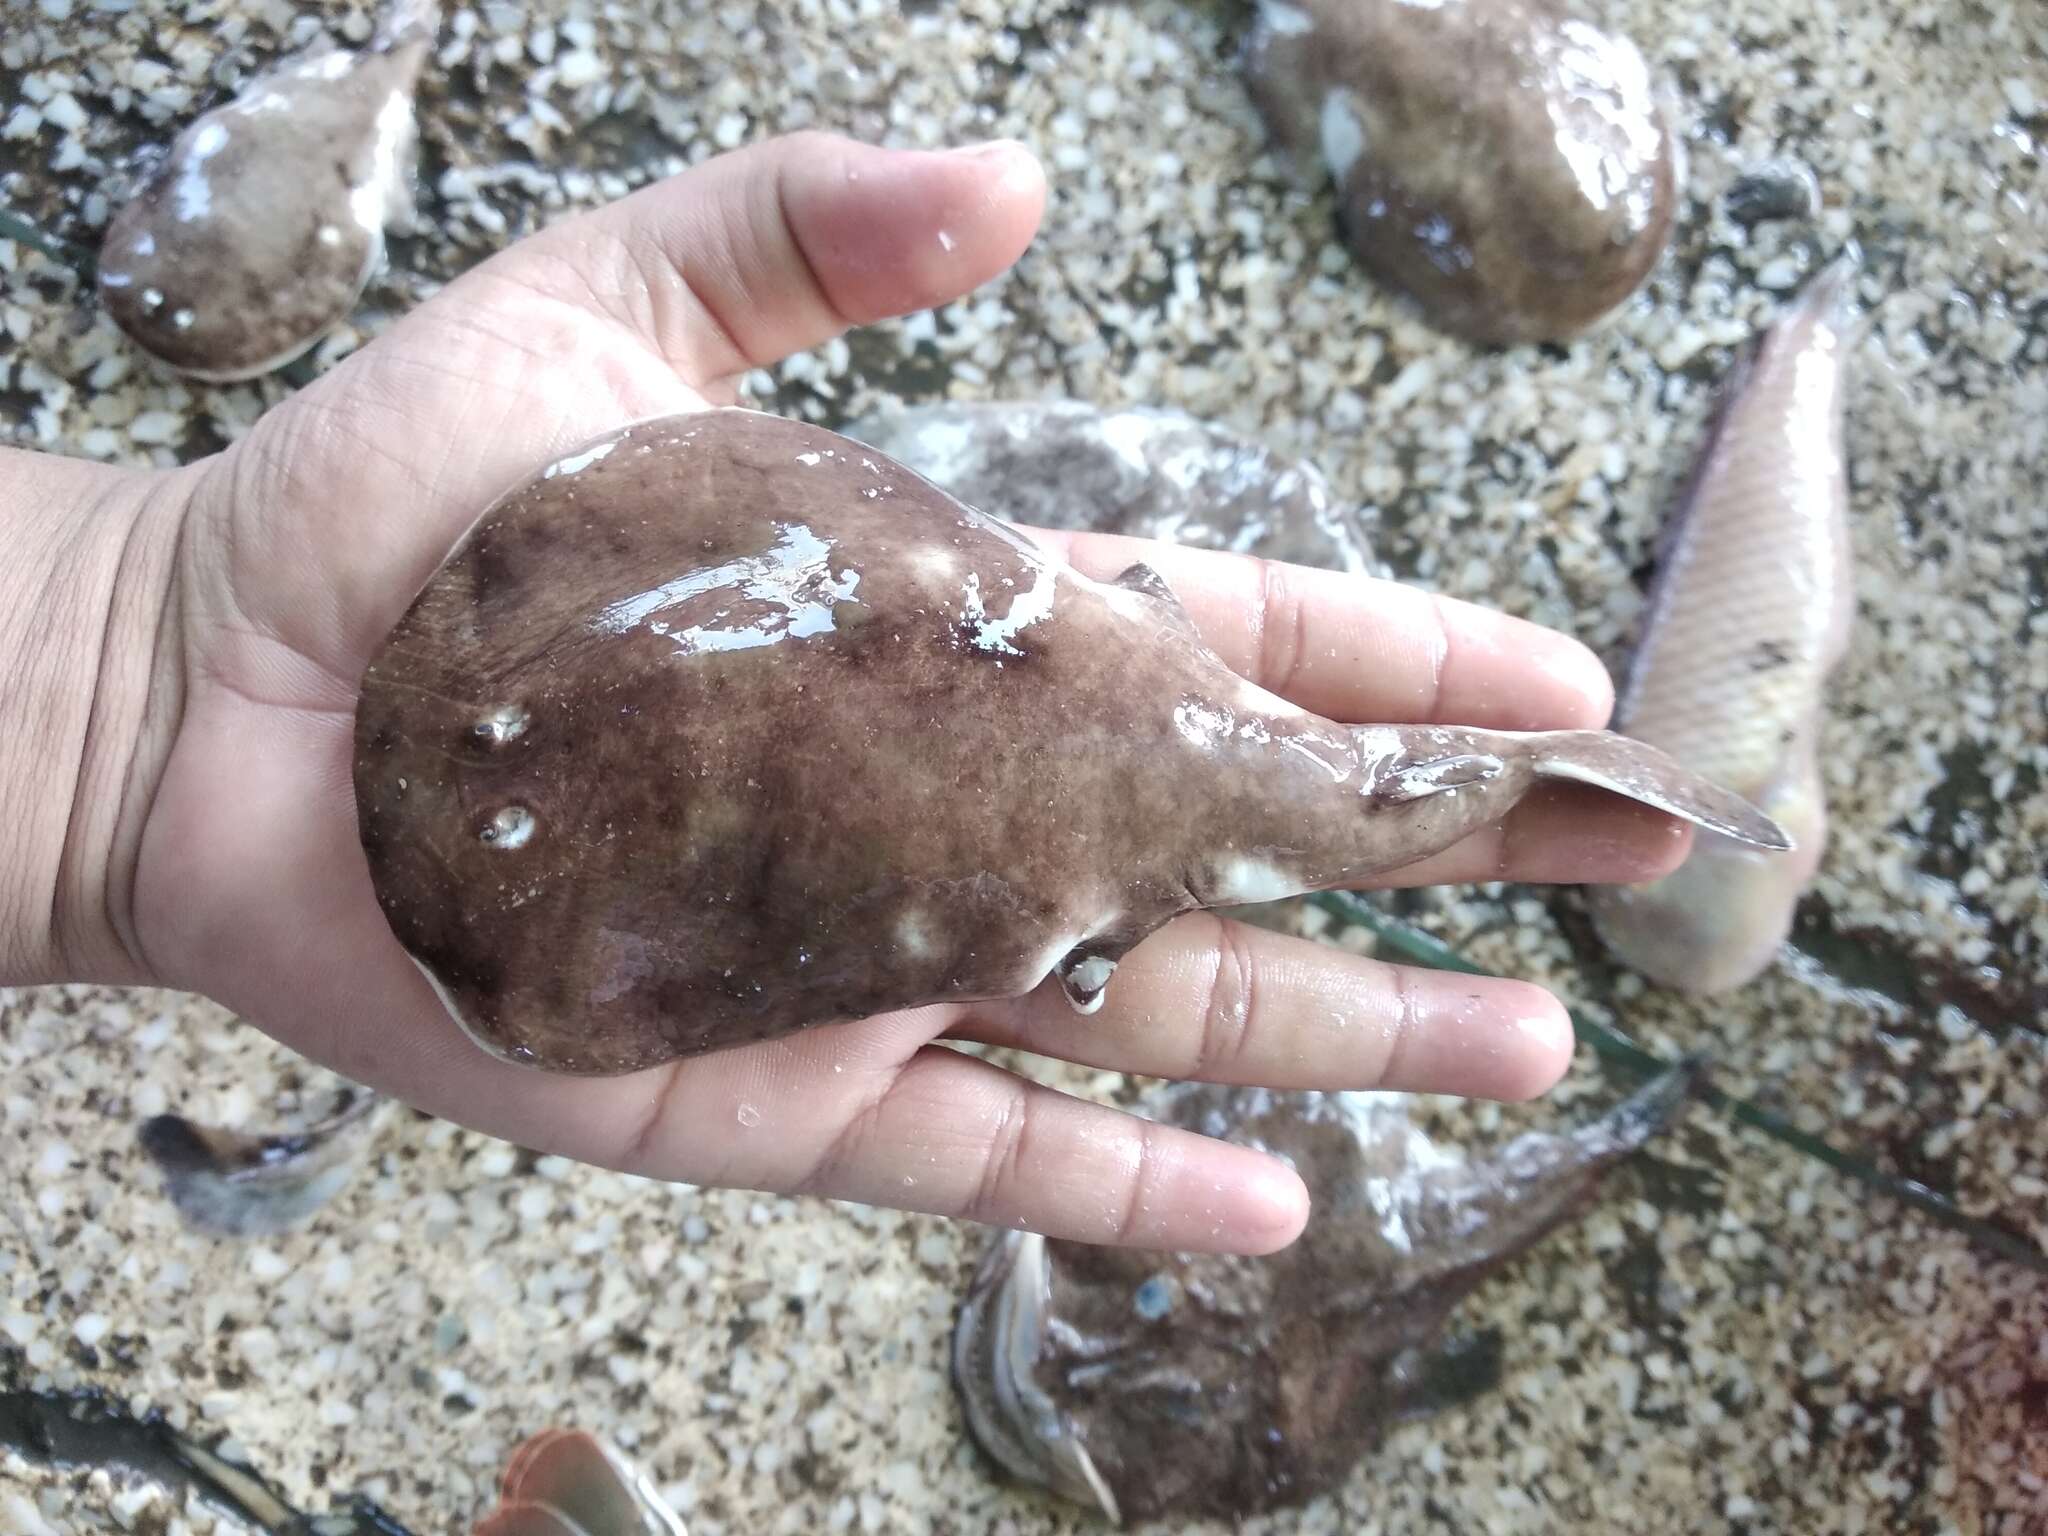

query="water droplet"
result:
[735,1103,761,1128]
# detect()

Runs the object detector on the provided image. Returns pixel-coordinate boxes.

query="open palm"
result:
[127,133,1689,1254]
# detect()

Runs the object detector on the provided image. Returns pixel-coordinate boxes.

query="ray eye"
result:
[480,806,537,850]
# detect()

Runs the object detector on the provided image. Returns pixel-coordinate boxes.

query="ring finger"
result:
[950,911,1577,1103]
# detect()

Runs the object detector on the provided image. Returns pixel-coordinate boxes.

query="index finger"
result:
[1027,530,1616,732]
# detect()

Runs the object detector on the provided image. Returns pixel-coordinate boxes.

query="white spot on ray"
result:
[897,913,937,959]
[1214,856,1302,905]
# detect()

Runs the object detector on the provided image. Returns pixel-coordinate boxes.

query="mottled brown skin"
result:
[846,401,1378,574]
[96,12,432,381]
[952,1067,1699,1524]
[353,410,1783,1075]
[1243,0,1679,345]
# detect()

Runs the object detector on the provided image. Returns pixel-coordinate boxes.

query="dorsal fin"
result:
[1112,562,1199,640]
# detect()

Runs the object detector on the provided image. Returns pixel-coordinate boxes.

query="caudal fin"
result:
[1396,1059,1705,1290]
[1520,730,1792,850]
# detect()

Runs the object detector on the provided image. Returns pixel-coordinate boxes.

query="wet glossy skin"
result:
[845,401,1378,574]
[952,1067,1698,1523]
[353,410,1784,1074]
[1591,258,1859,994]
[1242,0,1678,345]
[96,3,435,381]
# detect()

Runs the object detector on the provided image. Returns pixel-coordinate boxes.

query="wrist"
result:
[0,447,194,986]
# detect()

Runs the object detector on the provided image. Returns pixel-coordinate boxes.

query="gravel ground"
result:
[1,0,2043,1532]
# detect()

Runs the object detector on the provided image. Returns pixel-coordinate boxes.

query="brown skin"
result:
[1243,0,1679,345]
[96,21,431,380]
[953,1067,1699,1524]
[354,409,1783,1074]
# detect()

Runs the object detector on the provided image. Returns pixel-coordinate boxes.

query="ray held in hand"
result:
[353,409,1786,1075]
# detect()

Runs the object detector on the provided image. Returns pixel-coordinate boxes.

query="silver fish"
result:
[1590,256,1860,994]
[843,400,1379,574]
[953,1065,1701,1523]
[351,410,1788,1073]
[95,0,438,381]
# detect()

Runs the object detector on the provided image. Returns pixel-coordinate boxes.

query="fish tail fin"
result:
[1399,1059,1705,1288]
[1518,729,1791,849]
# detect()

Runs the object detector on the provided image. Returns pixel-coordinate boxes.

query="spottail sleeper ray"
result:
[952,1064,1703,1523]
[352,409,1789,1073]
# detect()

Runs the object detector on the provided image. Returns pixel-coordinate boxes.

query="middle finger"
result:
[1029,529,1617,732]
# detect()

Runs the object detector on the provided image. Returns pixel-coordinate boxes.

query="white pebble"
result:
[42,92,85,133]
[127,410,184,445]
[713,111,748,149]
[557,50,603,89]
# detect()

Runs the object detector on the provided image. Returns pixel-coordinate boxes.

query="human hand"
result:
[12,132,1693,1254]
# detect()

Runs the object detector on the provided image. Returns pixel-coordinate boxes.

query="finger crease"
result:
[970,1088,1033,1223]
[1194,923,1258,1080]
[1256,561,1308,698]
[1112,1120,1162,1246]
[795,1073,896,1199]
[1380,965,1423,1089]
[773,167,858,345]
[621,1061,691,1171]
[1424,594,1457,722]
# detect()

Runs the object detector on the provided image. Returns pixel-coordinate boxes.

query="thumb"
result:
[505,129,1049,389]
[194,132,1048,685]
